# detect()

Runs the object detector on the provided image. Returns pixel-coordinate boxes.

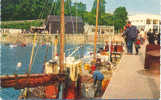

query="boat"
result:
[0,0,124,99]
[9,44,17,48]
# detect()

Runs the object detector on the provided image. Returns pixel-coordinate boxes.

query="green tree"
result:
[91,0,106,25]
[2,0,52,20]
[113,6,128,33]
[64,0,72,15]
[101,13,113,26]
[72,2,86,20]
[83,12,96,25]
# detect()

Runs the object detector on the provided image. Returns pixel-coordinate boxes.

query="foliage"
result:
[2,0,52,20]
[113,6,128,32]
[101,13,114,26]
[83,12,96,25]
[91,0,106,25]
[2,0,128,32]
[1,20,43,29]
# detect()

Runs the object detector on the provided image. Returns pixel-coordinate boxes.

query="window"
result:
[146,19,151,24]
[110,29,113,32]
[153,20,158,24]
[92,28,95,32]
[106,29,109,32]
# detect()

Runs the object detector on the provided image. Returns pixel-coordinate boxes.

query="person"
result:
[90,61,96,73]
[147,29,155,44]
[122,23,130,49]
[139,28,146,44]
[92,68,104,97]
[123,21,139,55]
[104,41,109,52]
[135,37,141,55]
[156,33,160,45]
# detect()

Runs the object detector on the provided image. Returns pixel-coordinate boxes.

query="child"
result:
[135,37,141,55]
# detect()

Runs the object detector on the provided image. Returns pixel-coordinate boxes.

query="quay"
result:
[102,42,160,99]
[1,33,123,45]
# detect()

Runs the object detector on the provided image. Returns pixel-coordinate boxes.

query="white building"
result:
[84,24,114,35]
[128,14,160,33]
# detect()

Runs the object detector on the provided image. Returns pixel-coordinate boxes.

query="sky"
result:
[75,0,160,15]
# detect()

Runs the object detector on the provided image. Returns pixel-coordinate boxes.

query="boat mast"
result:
[60,0,65,73]
[94,0,100,60]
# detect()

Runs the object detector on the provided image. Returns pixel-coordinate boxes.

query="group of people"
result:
[146,29,160,45]
[122,21,160,55]
[122,21,141,55]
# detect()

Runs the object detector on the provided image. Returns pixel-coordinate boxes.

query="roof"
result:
[47,15,83,23]
[128,14,160,20]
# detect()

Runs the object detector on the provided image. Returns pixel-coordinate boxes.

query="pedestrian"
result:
[123,21,139,55]
[147,29,155,44]
[122,23,130,49]
[134,37,141,55]
[139,28,146,44]
[156,33,160,45]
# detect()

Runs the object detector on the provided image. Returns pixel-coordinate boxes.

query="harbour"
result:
[1,0,160,99]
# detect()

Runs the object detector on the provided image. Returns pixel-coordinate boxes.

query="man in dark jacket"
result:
[123,21,139,54]
[147,29,155,45]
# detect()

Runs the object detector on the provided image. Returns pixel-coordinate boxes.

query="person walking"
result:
[123,21,139,55]
[139,28,146,44]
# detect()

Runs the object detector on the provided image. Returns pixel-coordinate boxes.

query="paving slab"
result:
[102,43,160,99]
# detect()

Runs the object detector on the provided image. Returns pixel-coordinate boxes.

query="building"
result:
[1,28,22,34]
[46,15,84,34]
[30,26,46,33]
[84,24,114,35]
[128,14,160,33]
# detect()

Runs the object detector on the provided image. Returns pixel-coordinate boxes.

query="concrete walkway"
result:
[102,43,160,99]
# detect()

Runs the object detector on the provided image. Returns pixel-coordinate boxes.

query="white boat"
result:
[9,44,17,48]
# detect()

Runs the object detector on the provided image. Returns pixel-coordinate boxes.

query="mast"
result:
[94,0,100,60]
[60,0,65,73]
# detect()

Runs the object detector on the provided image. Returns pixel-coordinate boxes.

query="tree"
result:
[101,13,113,26]
[91,0,106,25]
[83,12,96,25]
[113,6,128,33]
[1,0,52,20]
[72,2,86,20]
[64,0,72,15]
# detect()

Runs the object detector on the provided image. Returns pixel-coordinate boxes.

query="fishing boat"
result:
[0,0,124,99]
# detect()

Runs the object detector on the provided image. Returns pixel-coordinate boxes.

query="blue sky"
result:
[75,0,160,15]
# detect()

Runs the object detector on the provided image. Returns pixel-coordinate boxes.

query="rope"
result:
[32,0,56,66]
[32,40,40,65]
[28,33,37,73]
[68,46,82,57]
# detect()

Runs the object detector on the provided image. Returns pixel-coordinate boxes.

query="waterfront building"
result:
[128,14,160,32]
[46,15,84,34]
[84,24,114,35]
[1,28,22,34]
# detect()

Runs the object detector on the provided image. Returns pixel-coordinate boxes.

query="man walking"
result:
[123,21,139,55]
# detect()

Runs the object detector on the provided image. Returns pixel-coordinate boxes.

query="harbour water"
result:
[0,43,103,99]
